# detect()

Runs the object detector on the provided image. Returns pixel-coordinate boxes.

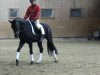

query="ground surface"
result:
[0,38,100,75]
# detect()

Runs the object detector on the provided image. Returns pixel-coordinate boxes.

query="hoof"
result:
[30,61,34,65]
[54,60,58,62]
[16,59,19,66]
[36,61,42,64]
[16,63,19,66]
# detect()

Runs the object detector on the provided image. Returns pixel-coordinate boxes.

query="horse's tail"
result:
[47,40,58,56]
[46,25,58,56]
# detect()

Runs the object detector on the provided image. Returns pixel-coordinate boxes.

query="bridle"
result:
[14,22,30,36]
[14,22,20,35]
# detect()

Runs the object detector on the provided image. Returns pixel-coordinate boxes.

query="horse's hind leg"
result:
[37,41,43,63]
[46,36,58,62]
[16,41,25,66]
[48,40,58,62]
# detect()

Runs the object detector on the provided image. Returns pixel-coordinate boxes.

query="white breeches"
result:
[34,20,45,35]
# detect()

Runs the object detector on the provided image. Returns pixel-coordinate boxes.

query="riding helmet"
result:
[29,0,36,2]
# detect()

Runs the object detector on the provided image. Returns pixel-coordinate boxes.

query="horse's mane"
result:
[14,18,24,22]
[14,18,28,25]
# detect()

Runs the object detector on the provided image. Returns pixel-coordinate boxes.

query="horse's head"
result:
[9,19,20,38]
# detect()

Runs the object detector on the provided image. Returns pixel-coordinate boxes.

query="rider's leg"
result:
[35,20,45,35]
[35,20,45,41]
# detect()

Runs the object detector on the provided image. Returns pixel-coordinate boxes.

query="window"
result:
[9,8,19,19]
[41,9,54,18]
[94,31,100,37]
[70,8,83,18]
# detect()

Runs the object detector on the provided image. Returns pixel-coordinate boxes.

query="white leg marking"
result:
[16,52,20,60]
[30,54,34,61]
[37,53,42,63]
[53,51,57,61]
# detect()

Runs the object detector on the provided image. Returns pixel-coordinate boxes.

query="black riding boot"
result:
[39,34,45,42]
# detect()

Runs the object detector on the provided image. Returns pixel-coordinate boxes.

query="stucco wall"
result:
[0,0,100,38]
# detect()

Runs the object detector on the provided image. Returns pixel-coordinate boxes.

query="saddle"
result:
[28,20,44,41]
[28,20,39,34]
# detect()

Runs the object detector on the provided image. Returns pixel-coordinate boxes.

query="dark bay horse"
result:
[9,18,58,65]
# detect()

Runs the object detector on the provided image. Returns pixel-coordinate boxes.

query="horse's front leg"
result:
[28,43,34,65]
[37,41,43,63]
[16,41,25,66]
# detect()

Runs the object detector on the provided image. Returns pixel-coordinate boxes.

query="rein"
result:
[15,22,30,35]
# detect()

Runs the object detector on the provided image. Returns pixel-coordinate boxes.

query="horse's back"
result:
[40,23,51,31]
[15,18,51,35]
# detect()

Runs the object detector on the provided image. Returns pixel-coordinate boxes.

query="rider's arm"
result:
[34,5,41,20]
[24,7,30,19]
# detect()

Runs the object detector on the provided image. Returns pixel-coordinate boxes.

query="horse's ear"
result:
[8,20,13,23]
[8,20,12,23]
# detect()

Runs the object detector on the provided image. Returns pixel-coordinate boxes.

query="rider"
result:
[24,0,45,41]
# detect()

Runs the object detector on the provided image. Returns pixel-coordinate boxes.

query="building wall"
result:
[0,0,100,38]
[39,0,100,37]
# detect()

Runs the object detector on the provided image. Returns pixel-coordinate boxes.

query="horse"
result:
[9,18,58,65]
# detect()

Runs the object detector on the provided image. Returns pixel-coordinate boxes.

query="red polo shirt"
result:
[24,4,41,20]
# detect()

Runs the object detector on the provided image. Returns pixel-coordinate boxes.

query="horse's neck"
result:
[19,21,27,30]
